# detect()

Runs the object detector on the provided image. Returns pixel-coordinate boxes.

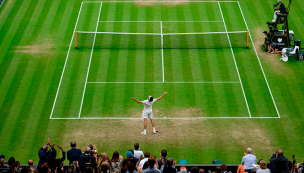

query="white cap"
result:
[278,0,281,3]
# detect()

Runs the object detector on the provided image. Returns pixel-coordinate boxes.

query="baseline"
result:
[50,117,280,120]
[87,81,240,84]
[83,1,239,3]
[99,21,224,22]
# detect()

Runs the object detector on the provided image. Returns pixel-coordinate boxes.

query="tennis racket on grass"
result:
[150,129,162,134]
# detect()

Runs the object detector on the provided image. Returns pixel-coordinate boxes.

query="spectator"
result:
[67,141,82,164]
[38,138,54,166]
[0,155,7,168]
[99,162,111,173]
[191,167,199,173]
[111,151,123,173]
[257,160,270,173]
[157,150,167,169]
[139,152,150,168]
[97,153,113,173]
[15,161,21,173]
[215,167,221,173]
[270,149,288,173]
[142,156,161,173]
[84,167,94,173]
[128,163,137,173]
[199,169,205,173]
[134,143,144,160]
[220,165,228,173]
[27,160,37,173]
[80,147,96,168]
[47,145,66,173]
[162,158,177,173]
[3,157,16,173]
[121,159,130,173]
[237,164,245,173]
[252,168,257,173]
[241,148,257,173]
[126,151,139,168]
[81,155,94,173]
[41,164,50,173]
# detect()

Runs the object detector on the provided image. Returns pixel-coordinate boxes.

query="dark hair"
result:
[21,168,29,173]
[37,166,42,173]
[51,150,57,159]
[191,167,200,173]
[111,151,119,161]
[88,144,93,150]
[84,167,94,173]
[161,149,167,158]
[215,167,221,173]
[121,159,129,173]
[167,158,173,167]
[221,164,227,172]
[148,159,155,168]
[41,165,49,173]
[144,152,150,158]
[100,164,109,173]
[128,149,134,155]
[85,155,91,163]
[71,141,76,148]
[8,157,15,166]
[143,162,149,170]
[134,143,139,149]
[128,163,135,173]
[15,161,20,167]
[149,96,153,102]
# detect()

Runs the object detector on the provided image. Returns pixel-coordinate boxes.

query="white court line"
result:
[84,1,239,3]
[78,2,103,118]
[50,116,280,120]
[87,81,240,84]
[99,21,224,22]
[218,2,251,118]
[237,2,281,118]
[49,2,84,119]
[160,21,164,82]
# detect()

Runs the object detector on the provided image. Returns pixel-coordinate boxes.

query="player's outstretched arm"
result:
[156,91,167,101]
[131,97,143,104]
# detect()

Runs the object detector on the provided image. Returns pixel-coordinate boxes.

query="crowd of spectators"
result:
[0,140,303,173]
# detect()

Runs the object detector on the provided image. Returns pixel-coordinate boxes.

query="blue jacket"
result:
[67,148,82,164]
[38,147,54,166]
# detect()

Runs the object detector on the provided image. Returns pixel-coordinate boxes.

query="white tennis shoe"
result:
[141,131,146,135]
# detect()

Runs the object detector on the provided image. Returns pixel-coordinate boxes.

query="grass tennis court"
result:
[1,0,304,164]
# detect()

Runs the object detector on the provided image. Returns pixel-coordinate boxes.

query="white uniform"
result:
[142,99,157,119]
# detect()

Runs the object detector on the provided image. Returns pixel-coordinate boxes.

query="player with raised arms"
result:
[131,91,167,135]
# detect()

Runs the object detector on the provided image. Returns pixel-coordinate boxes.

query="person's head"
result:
[21,168,29,173]
[161,149,167,158]
[8,157,15,166]
[148,96,153,102]
[266,39,270,43]
[128,163,135,173]
[199,169,205,173]
[111,151,120,161]
[126,151,133,159]
[144,152,150,158]
[221,164,227,172]
[0,155,5,163]
[28,160,34,166]
[15,161,20,168]
[68,164,76,173]
[100,162,110,173]
[278,150,283,156]
[85,147,91,154]
[215,166,221,173]
[88,144,93,150]
[70,141,76,148]
[252,168,257,173]
[134,143,140,150]
[84,167,94,173]
[128,149,134,155]
[278,0,281,4]
[51,150,57,159]
[41,165,50,173]
[191,167,199,173]
[259,160,267,169]
[263,31,267,35]
[85,155,91,163]
[143,161,149,170]
[247,148,252,154]
[148,155,156,168]
[167,158,173,167]
[42,145,48,152]
[122,159,129,171]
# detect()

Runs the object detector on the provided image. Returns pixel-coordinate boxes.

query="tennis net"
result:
[75,31,249,49]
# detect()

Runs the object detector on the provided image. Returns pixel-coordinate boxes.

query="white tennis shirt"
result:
[142,99,157,112]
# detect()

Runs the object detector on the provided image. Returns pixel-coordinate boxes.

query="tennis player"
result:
[131,91,167,135]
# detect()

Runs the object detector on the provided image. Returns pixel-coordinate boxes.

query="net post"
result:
[75,31,78,49]
[246,31,249,49]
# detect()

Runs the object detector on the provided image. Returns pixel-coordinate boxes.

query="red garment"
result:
[237,164,245,173]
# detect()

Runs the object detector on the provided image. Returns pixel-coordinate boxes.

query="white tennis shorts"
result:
[142,111,153,119]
